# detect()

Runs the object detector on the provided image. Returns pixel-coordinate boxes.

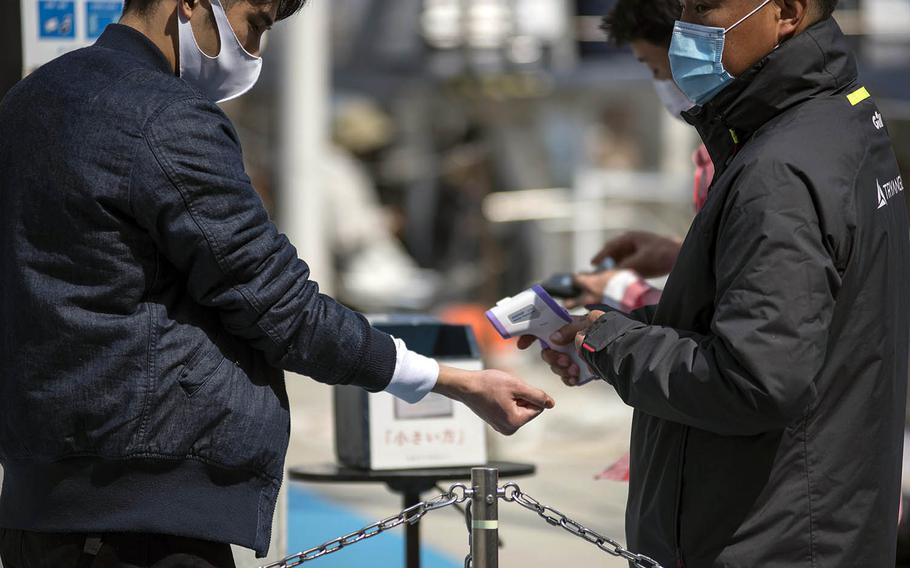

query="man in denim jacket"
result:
[0,0,554,564]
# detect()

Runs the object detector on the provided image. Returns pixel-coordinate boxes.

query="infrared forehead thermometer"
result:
[486,285,598,386]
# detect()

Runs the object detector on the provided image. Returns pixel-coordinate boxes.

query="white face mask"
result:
[652,79,695,120]
[178,0,263,104]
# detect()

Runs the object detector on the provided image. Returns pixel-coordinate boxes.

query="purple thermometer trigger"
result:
[485,309,512,339]
[531,284,572,323]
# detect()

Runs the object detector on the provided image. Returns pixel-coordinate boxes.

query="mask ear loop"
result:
[178,2,220,61]
[724,0,774,33]
[210,0,262,61]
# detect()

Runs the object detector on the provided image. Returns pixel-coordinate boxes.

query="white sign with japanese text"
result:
[21,0,123,74]
[369,358,488,470]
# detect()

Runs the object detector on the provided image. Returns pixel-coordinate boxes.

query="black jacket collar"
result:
[95,24,174,76]
[683,17,858,174]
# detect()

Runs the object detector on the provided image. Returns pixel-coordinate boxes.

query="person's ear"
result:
[178,0,196,21]
[775,0,811,43]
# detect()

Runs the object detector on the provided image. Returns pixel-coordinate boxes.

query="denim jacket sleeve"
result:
[130,96,396,391]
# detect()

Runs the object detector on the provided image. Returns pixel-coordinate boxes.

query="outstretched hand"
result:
[433,366,555,435]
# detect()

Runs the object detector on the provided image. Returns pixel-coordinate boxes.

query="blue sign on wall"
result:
[38,0,76,40]
[86,1,124,40]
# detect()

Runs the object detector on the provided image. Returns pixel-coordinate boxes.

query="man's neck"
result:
[120,8,180,75]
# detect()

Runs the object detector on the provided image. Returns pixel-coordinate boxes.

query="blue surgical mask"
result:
[669,0,773,105]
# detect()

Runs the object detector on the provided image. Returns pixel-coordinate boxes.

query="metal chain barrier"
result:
[498,482,662,568]
[262,483,472,568]
[264,472,662,568]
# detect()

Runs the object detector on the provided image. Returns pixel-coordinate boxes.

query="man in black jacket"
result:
[536,0,910,565]
[0,0,554,564]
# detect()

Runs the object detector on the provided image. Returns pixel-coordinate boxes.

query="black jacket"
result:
[0,25,397,556]
[582,18,909,567]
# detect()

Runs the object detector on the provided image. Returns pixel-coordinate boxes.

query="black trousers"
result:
[0,530,236,568]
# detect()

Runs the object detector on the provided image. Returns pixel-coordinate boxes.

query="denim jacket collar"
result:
[95,24,174,76]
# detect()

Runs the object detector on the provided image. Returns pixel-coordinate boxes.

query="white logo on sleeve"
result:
[873,111,884,130]
[877,176,904,209]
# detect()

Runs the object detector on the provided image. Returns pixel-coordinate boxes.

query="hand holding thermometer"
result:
[540,257,617,300]
[486,285,598,386]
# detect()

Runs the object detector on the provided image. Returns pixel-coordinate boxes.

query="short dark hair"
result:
[123,0,306,22]
[600,0,682,48]
[817,0,839,19]
[601,0,838,46]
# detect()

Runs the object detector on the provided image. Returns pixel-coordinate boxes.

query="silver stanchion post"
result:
[471,467,499,568]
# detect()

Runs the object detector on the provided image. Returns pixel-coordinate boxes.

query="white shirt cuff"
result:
[384,336,440,404]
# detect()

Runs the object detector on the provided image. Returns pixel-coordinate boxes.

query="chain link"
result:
[262,483,473,568]
[463,499,473,568]
[499,482,662,568]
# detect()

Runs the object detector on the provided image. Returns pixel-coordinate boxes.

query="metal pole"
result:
[278,0,333,294]
[403,489,421,568]
[253,2,331,564]
[470,468,499,568]
[4,0,22,97]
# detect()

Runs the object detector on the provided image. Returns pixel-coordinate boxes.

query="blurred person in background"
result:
[566,0,708,313]
[578,0,695,486]
[532,0,910,565]
[327,97,441,312]
[0,0,555,564]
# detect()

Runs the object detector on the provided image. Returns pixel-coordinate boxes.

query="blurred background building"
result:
[213,0,910,314]
[2,1,910,566]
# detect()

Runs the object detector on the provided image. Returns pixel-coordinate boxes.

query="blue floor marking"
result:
[287,483,461,567]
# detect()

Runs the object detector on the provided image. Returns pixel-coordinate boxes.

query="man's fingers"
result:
[502,405,545,435]
[592,234,634,266]
[514,404,545,423]
[549,363,569,377]
[516,335,537,350]
[576,310,605,349]
[465,370,556,435]
[512,383,555,410]
[575,333,586,351]
[549,316,589,345]
[573,272,596,288]
[617,249,647,270]
[541,349,565,366]
[502,392,551,435]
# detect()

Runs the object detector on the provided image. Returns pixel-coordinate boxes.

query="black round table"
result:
[288,461,536,568]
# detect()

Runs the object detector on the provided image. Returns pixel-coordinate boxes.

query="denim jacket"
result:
[0,24,396,556]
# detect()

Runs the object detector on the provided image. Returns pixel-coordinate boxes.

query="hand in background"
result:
[434,366,555,435]
[591,231,682,278]
[564,270,617,309]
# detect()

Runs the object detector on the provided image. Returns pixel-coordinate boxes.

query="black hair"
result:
[600,0,682,48]
[817,0,839,19]
[601,0,838,46]
[123,0,306,22]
